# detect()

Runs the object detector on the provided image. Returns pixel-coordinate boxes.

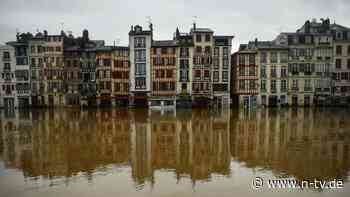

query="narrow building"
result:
[112,46,129,106]
[0,45,17,108]
[129,25,153,107]
[150,40,177,109]
[232,45,259,108]
[213,36,233,107]
[174,28,194,107]
[7,33,32,108]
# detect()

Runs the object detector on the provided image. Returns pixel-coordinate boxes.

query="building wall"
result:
[129,27,152,94]
[333,41,350,99]
[191,32,213,98]
[213,37,233,106]
[43,35,65,107]
[112,48,129,103]
[257,49,289,106]
[176,46,193,96]
[0,45,18,108]
[150,46,177,100]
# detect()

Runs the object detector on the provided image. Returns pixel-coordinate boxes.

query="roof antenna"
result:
[192,16,198,29]
[60,22,64,31]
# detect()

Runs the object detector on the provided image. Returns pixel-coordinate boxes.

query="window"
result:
[281,80,287,92]
[260,51,267,63]
[223,47,228,56]
[304,79,312,91]
[280,52,288,63]
[292,79,298,90]
[271,66,277,78]
[261,65,266,78]
[205,34,211,42]
[214,47,219,56]
[204,70,210,79]
[271,80,276,93]
[166,70,173,78]
[213,71,219,82]
[213,58,219,69]
[135,77,146,89]
[135,63,146,75]
[261,80,266,91]
[281,67,287,77]
[180,70,188,82]
[180,48,189,57]
[336,45,342,55]
[194,70,201,79]
[249,80,255,90]
[161,48,167,54]
[270,52,278,63]
[239,80,245,90]
[249,54,255,65]
[134,37,146,48]
[239,67,245,76]
[135,49,146,62]
[196,34,202,42]
[348,45,350,55]
[249,66,256,76]
[336,59,342,69]
[205,46,211,54]
[348,59,350,69]
[222,71,228,82]
[223,58,228,69]
[180,59,189,69]
[239,55,245,65]
[196,46,202,53]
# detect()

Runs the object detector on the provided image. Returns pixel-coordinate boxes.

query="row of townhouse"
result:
[232,18,350,107]
[128,23,233,108]
[0,23,233,109]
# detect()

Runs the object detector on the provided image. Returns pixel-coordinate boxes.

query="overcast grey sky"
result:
[0,0,349,51]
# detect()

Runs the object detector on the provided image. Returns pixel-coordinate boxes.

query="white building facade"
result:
[0,45,18,108]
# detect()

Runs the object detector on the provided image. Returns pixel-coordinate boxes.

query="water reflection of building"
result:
[0,109,231,187]
[230,109,350,181]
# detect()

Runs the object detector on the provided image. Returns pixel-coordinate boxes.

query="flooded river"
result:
[0,108,349,197]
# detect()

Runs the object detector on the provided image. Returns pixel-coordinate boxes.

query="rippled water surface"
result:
[0,108,350,197]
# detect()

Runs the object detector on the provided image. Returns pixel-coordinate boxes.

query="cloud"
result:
[1,0,350,51]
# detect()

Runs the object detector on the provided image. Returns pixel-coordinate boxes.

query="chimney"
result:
[255,38,258,47]
[193,22,196,30]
